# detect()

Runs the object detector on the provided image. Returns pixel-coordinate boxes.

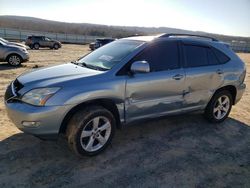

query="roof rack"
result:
[160,33,218,41]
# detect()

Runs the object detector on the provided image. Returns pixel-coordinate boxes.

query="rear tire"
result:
[7,54,22,66]
[53,43,59,50]
[66,105,116,156]
[204,90,233,123]
[33,43,40,50]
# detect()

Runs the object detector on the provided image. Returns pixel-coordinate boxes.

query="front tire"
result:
[204,90,233,123]
[66,105,116,156]
[53,43,59,50]
[7,54,22,66]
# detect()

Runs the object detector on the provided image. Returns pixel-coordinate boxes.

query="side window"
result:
[183,45,208,67]
[207,48,220,65]
[133,41,179,72]
[212,48,230,63]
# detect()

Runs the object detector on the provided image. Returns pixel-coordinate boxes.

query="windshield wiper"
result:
[71,61,108,71]
[86,64,109,71]
[78,61,109,71]
[71,61,80,65]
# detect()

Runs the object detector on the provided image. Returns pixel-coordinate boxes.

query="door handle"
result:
[216,69,223,75]
[172,74,184,80]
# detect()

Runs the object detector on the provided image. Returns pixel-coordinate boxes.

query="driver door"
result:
[125,41,186,122]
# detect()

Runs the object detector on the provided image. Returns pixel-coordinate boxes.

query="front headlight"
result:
[19,48,28,53]
[21,87,60,106]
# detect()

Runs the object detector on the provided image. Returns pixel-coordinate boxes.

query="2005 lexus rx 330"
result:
[5,34,246,156]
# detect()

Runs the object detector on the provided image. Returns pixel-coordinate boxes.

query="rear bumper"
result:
[235,83,246,104]
[5,101,74,140]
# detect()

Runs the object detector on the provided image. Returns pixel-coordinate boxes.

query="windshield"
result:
[77,40,143,70]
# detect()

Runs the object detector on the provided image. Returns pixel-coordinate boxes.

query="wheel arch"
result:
[6,53,23,62]
[59,98,122,134]
[213,85,237,105]
[33,42,40,48]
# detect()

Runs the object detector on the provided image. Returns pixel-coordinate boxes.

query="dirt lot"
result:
[0,45,249,188]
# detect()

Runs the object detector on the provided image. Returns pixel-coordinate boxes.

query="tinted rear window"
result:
[184,45,226,67]
[212,48,230,63]
[184,45,208,67]
[207,48,220,65]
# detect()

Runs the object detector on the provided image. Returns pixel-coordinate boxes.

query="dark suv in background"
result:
[89,38,115,50]
[25,36,62,50]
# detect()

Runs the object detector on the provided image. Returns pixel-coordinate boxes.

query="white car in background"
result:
[0,37,27,49]
[0,40,29,66]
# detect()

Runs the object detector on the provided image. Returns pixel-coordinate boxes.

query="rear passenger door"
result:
[125,40,186,122]
[182,42,224,109]
[39,36,47,47]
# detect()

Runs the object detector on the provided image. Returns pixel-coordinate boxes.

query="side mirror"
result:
[130,61,150,74]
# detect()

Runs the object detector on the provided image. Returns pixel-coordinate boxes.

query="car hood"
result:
[9,42,26,48]
[52,40,61,44]
[4,43,24,50]
[17,63,102,86]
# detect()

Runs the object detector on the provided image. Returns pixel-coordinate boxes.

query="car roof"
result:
[29,35,45,37]
[96,38,115,41]
[123,33,220,43]
[122,35,162,42]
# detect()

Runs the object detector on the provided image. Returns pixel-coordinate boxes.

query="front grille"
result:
[13,79,23,92]
[4,79,23,101]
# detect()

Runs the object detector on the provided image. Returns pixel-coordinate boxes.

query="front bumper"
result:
[22,53,30,62]
[235,83,246,104]
[5,101,74,139]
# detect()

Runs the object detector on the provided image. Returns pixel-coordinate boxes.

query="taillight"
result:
[240,69,246,84]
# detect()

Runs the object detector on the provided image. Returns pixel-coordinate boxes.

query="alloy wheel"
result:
[80,116,111,152]
[9,55,21,66]
[213,95,230,120]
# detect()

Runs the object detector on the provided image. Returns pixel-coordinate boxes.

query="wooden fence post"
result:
[19,30,22,41]
[4,28,6,38]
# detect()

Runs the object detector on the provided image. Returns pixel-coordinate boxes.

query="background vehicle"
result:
[5,34,246,156]
[0,37,27,48]
[25,35,62,50]
[89,38,115,50]
[0,40,29,66]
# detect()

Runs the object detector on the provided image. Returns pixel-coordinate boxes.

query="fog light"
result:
[22,121,40,128]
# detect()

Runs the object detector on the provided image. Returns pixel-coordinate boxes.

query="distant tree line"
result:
[0,16,144,38]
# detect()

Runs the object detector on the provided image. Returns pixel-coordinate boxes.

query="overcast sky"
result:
[0,0,249,37]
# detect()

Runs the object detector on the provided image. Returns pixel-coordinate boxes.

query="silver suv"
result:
[0,40,29,66]
[5,34,246,156]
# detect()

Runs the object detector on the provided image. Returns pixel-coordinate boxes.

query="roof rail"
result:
[160,33,218,41]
